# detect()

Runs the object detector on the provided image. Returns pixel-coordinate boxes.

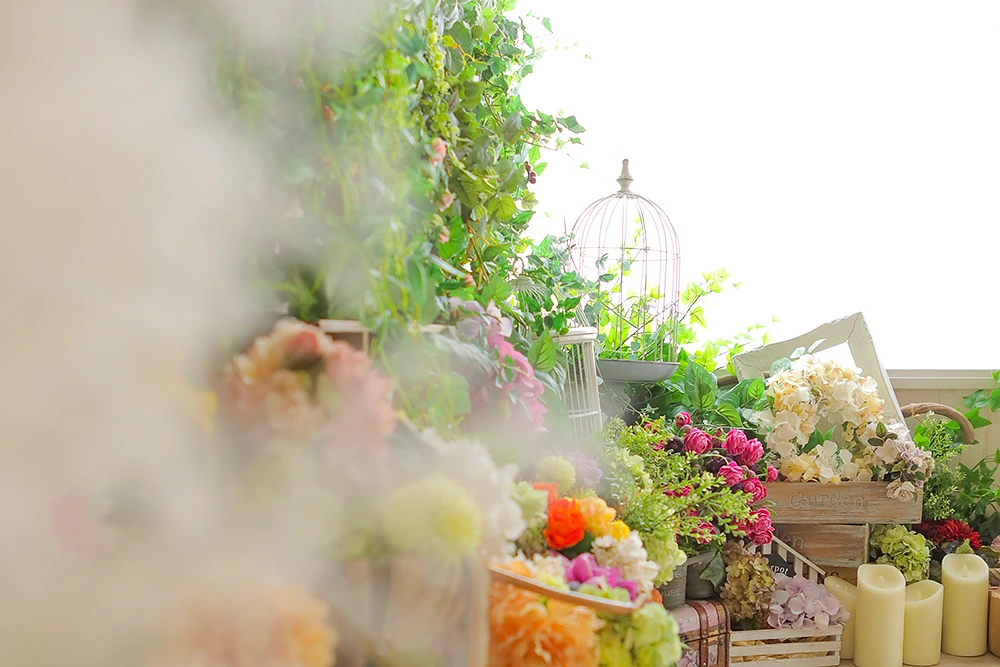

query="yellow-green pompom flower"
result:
[536,456,576,495]
[511,480,548,520]
[382,474,483,562]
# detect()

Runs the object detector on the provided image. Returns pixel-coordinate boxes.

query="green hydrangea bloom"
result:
[511,480,548,520]
[642,532,688,586]
[515,517,548,558]
[870,525,931,583]
[598,603,681,667]
[536,455,577,495]
[720,542,774,623]
[382,473,483,562]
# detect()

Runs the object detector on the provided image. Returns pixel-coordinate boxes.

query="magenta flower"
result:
[674,412,691,428]
[767,465,779,483]
[567,553,597,583]
[741,438,764,467]
[663,485,692,498]
[719,461,745,487]
[750,506,774,545]
[724,429,749,457]
[695,520,718,545]
[684,428,712,454]
[743,477,767,503]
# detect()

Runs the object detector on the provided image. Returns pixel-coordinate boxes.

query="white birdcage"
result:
[570,159,682,415]
[554,327,602,440]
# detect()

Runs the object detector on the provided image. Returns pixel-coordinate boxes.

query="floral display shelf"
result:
[731,625,843,666]
[487,565,646,616]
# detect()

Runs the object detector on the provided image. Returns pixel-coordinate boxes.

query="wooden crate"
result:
[773,524,869,570]
[746,536,825,583]
[730,625,843,666]
[765,482,922,524]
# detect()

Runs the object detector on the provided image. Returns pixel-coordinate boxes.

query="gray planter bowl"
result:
[684,551,718,600]
[658,562,688,609]
[597,359,679,383]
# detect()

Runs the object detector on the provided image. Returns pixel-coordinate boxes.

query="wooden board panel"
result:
[765,482,922,524]
[773,524,869,569]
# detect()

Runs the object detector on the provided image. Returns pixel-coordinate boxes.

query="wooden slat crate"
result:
[765,482,922,524]
[730,625,843,666]
[773,524,869,570]
[746,536,825,583]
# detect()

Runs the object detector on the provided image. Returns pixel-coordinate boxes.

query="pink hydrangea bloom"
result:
[767,575,850,630]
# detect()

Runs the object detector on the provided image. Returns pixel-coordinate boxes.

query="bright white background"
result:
[517,0,1000,369]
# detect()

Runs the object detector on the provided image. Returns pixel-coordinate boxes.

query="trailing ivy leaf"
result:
[770,357,791,375]
[557,115,586,133]
[502,112,522,143]
[965,408,993,429]
[965,389,988,410]
[528,330,557,372]
[447,22,473,55]
[989,387,1000,413]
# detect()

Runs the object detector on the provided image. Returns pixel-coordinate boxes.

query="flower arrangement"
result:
[605,418,772,555]
[222,319,396,476]
[755,353,934,498]
[766,574,849,630]
[488,559,603,667]
[869,524,931,583]
[720,541,774,628]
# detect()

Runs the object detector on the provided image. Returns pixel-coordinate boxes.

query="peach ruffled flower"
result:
[489,561,602,667]
[155,576,337,667]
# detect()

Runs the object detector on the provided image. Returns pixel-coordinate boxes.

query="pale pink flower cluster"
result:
[767,574,849,630]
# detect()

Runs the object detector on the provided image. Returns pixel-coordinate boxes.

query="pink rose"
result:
[429,137,447,166]
[766,465,779,483]
[674,412,691,428]
[743,477,767,503]
[724,429,748,457]
[684,428,712,454]
[741,438,764,467]
[718,461,744,487]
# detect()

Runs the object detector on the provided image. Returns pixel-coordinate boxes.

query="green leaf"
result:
[502,112,522,143]
[447,22,473,55]
[558,115,586,133]
[699,550,727,589]
[965,389,988,410]
[747,377,766,401]
[989,388,1000,413]
[497,194,517,219]
[807,339,827,353]
[791,346,806,359]
[541,16,553,32]
[966,408,993,429]
[528,330,557,373]
[685,361,718,411]
[770,358,792,375]
[714,402,742,427]
[689,305,706,328]
[428,255,467,278]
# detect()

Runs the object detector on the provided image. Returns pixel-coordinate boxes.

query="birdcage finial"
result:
[617,159,633,192]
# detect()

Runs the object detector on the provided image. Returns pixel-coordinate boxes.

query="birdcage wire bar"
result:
[570,159,681,363]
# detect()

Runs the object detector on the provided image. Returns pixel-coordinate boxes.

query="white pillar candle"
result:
[903,580,943,666]
[824,575,857,659]
[855,563,906,667]
[941,553,989,657]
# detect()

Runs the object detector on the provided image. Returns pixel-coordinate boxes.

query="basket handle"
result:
[488,565,646,615]
[901,402,976,444]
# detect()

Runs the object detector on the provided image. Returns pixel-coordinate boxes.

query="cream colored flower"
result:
[887,480,917,502]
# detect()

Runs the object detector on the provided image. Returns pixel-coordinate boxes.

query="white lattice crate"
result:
[554,327,601,441]
[730,625,843,666]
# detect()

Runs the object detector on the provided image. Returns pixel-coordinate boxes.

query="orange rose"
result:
[543,498,585,550]
[532,482,558,505]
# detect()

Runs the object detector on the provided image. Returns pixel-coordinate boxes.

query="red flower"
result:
[915,519,982,549]
[544,498,585,550]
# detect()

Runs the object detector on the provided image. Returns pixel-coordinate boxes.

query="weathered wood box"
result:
[765,482,922,525]
[730,625,843,666]
[772,524,869,570]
